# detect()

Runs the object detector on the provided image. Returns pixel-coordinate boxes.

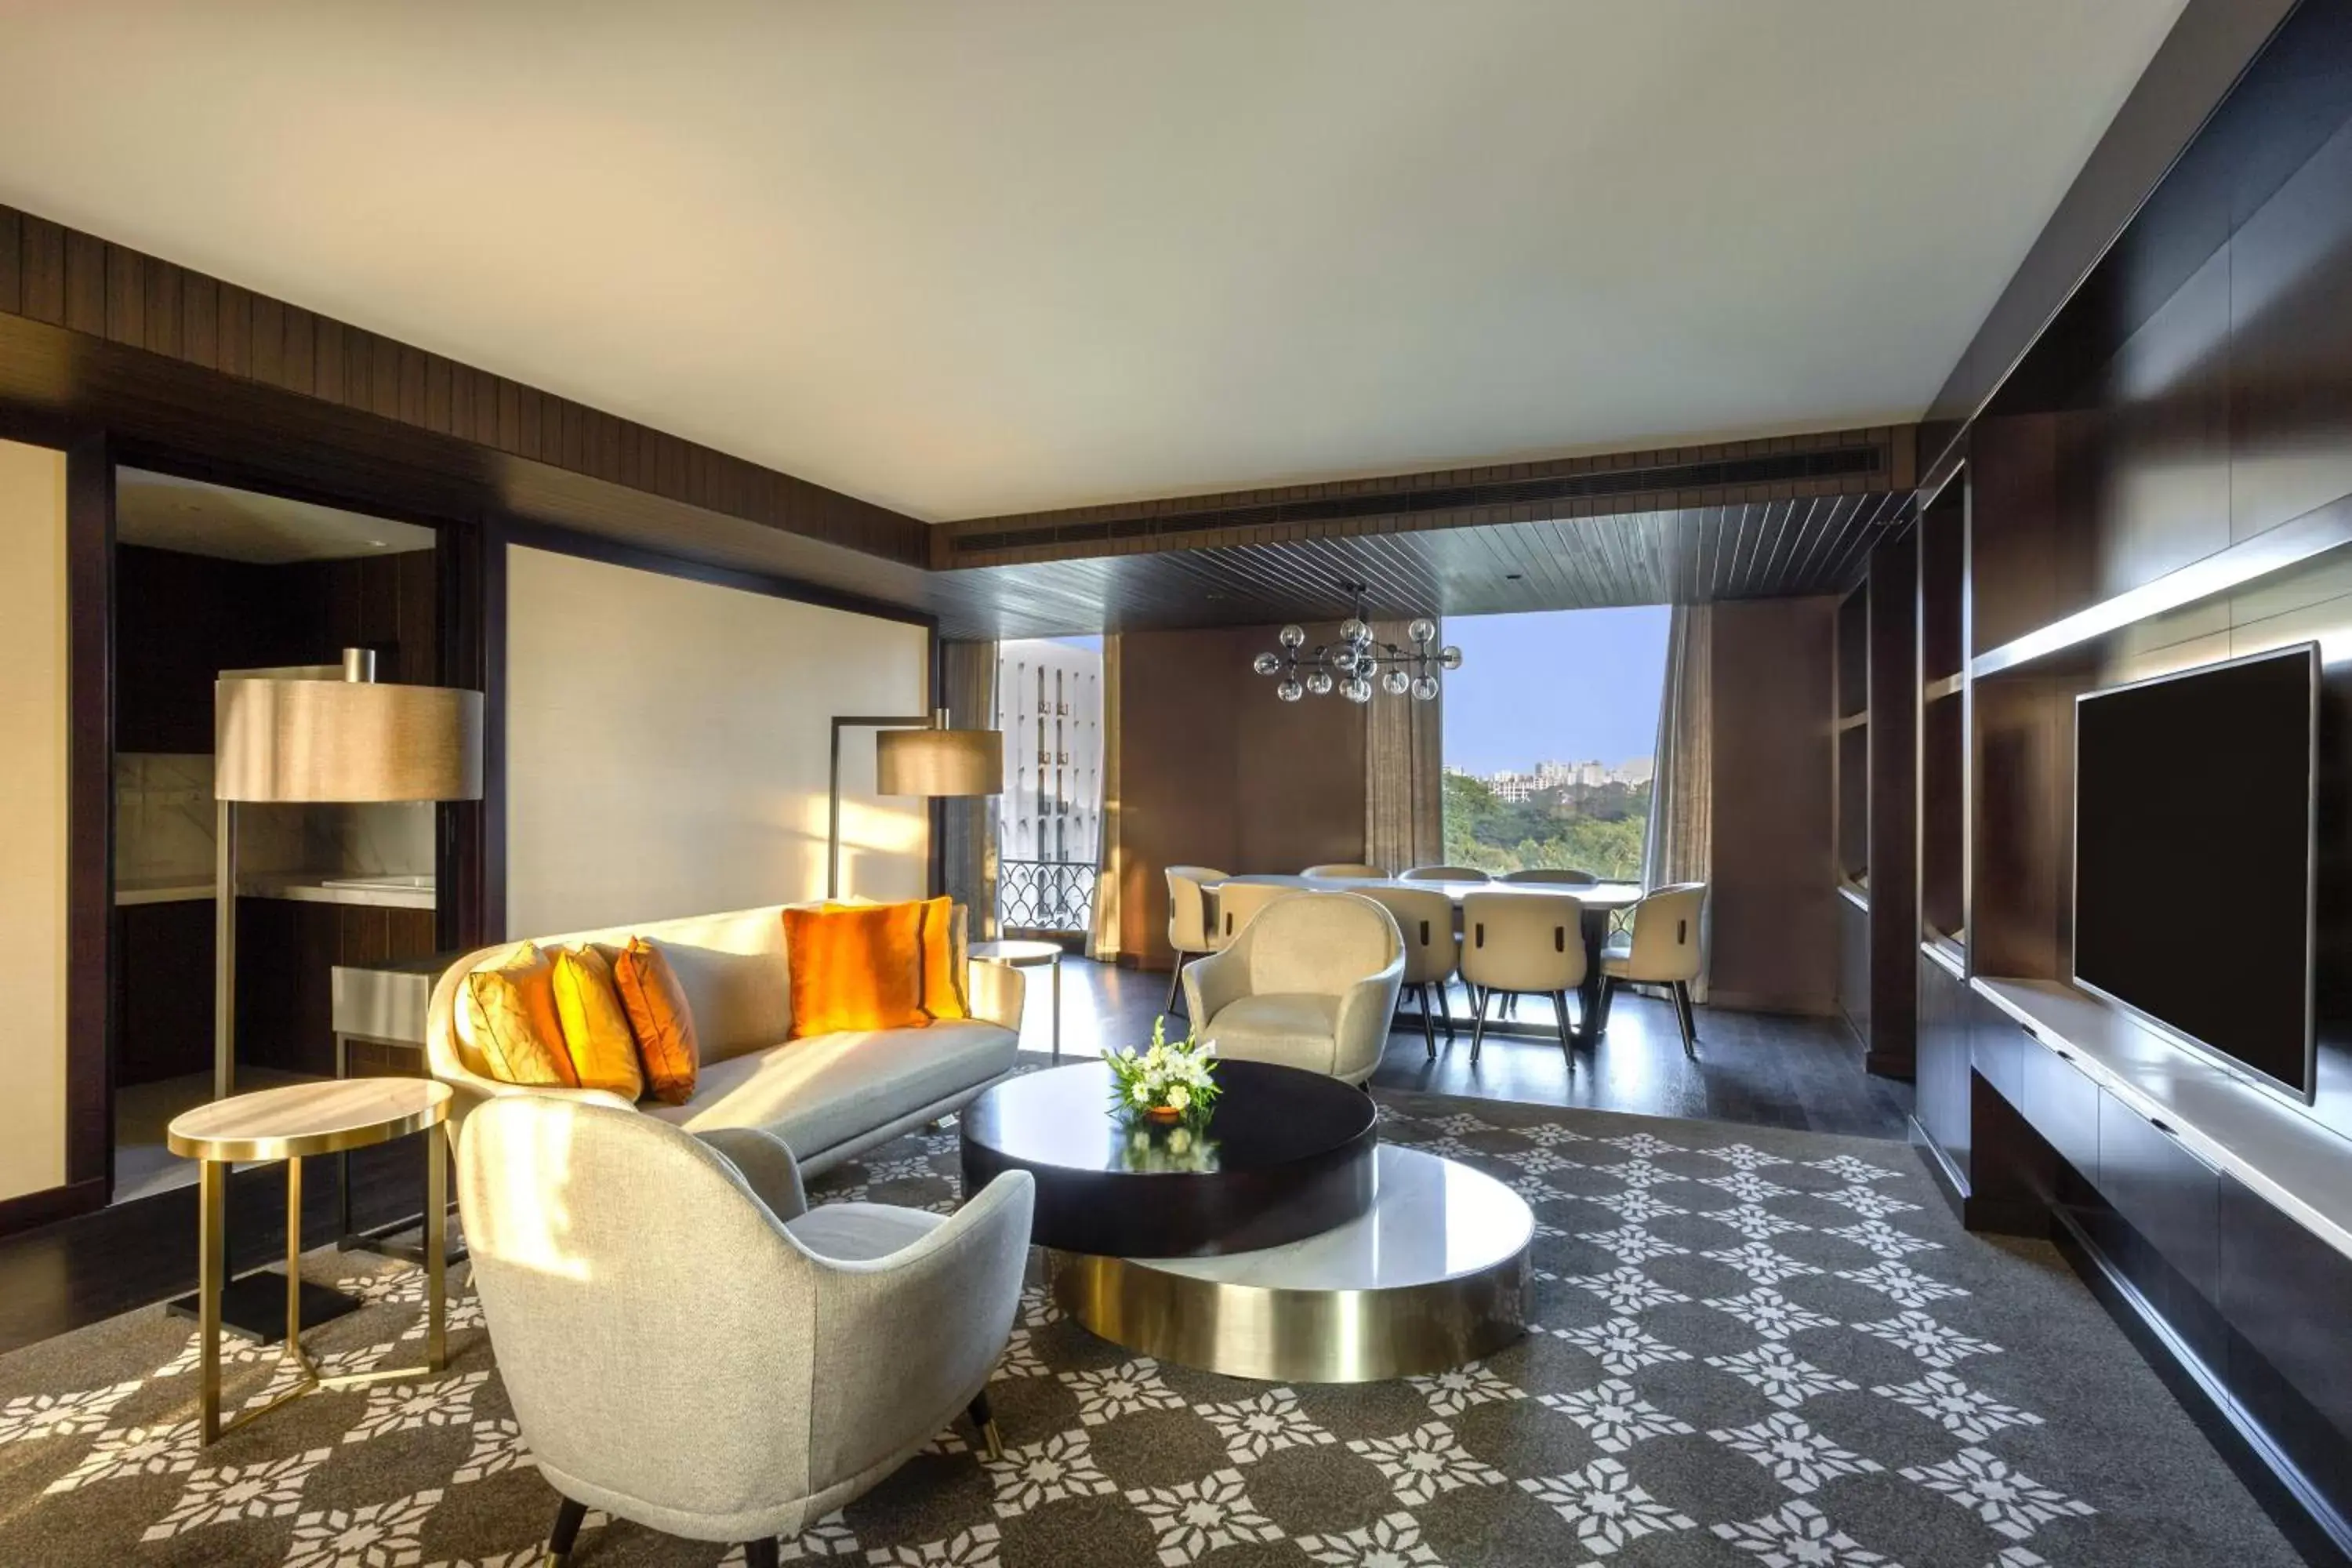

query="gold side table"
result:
[168,1078,453,1444]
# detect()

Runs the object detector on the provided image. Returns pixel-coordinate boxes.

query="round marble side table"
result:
[169,1078,452,1443]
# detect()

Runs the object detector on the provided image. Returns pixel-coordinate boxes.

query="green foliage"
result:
[1442,771,1649,880]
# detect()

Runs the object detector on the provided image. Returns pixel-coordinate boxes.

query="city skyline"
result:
[1440,606,1672,775]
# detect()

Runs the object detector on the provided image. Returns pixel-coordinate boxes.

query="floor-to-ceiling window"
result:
[995,636,1103,935]
[1440,607,1670,880]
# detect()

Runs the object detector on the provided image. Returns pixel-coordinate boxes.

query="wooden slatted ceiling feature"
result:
[920,492,1912,638]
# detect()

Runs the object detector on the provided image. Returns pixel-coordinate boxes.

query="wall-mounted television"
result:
[2074,643,2319,1103]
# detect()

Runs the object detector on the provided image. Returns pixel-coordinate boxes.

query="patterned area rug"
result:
[0,1069,2307,1568]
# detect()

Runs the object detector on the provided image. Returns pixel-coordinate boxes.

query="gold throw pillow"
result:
[462,942,578,1087]
[551,945,645,1100]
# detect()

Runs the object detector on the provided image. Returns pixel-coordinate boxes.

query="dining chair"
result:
[1601,881,1708,1057]
[1302,862,1388,880]
[1457,890,1586,1072]
[1357,884,1461,1058]
[1399,865,1490,883]
[1212,880,1301,945]
[1501,867,1600,887]
[1164,865,1231,1014]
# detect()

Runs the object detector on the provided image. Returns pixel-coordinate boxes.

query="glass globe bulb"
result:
[1440,645,1463,670]
[1406,617,1437,645]
[1278,623,1307,649]
[1305,670,1334,696]
[1410,674,1439,701]
[1251,651,1282,677]
[1276,677,1305,702]
[1338,616,1370,645]
[1381,668,1411,696]
[1341,675,1374,704]
[1329,647,1358,675]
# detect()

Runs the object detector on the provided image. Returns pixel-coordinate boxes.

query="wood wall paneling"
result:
[1708,597,1837,1014]
[1116,624,1367,969]
[1865,528,1918,1074]
[65,437,113,1201]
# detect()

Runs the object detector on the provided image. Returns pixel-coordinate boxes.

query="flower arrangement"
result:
[1105,1016,1222,1127]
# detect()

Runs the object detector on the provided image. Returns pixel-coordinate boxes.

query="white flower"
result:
[1166,1083,1191,1112]
[1131,1081,1153,1105]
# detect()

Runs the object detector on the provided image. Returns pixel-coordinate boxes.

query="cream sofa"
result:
[426,903,1024,1176]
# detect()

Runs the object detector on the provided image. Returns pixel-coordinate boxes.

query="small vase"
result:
[1144,1105,1184,1124]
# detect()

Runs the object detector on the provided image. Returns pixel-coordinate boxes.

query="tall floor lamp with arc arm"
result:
[827,710,1004,900]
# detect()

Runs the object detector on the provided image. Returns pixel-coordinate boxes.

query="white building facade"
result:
[994,638,1104,931]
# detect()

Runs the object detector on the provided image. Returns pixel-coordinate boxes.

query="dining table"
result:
[1207,873,1645,1045]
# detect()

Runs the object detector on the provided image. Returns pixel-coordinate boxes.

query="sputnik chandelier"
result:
[1250,585,1460,704]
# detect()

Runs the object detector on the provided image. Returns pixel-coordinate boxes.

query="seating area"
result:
[5,7,2352,1566]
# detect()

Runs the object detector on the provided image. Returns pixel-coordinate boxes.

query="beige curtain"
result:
[1088,633,1123,960]
[1642,603,1713,1000]
[939,639,1000,938]
[1364,620,1443,873]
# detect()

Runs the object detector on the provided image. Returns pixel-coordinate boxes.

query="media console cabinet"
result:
[1915,949,2352,1563]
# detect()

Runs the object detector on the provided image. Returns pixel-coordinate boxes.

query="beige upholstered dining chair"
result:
[1359,884,1461,1058]
[1400,865,1490,882]
[1182,892,1404,1083]
[1602,881,1708,1057]
[1458,890,1586,1070]
[1302,862,1388,880]
[1165,865,1232,1014]
[1502,867,1600,887]
[1210,880,1301,945]
[458,1095,1034,1568]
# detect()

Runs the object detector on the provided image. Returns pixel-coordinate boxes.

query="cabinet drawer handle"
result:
[2149,1117,2177,1138]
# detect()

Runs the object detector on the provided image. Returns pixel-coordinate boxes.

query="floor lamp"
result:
[183,648,484,1339]
[828,710,1003,900]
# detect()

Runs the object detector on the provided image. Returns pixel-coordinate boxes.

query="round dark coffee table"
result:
[958,1059,1377,1258]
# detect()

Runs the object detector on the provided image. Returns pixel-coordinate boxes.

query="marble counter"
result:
[114,874,436,910]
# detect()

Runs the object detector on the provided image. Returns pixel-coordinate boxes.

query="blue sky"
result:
[1440,607,1671,775]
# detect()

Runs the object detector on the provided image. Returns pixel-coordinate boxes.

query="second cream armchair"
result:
[1181,892,1404,1083]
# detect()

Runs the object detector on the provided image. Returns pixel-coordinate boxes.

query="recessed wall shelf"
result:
[1838,882,1869,912]
[1970,492,2352,681]
[1834,710,1870,732]
[1922,673,1964,702]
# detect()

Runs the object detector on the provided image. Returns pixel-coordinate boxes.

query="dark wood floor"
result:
[0,958,1907,1356]
[1030,958,1912,1140]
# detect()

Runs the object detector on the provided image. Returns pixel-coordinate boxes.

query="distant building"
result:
[995,640,1102,866]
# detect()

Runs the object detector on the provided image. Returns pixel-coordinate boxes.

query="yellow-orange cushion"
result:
[614,936,699,1105]
[918,896,969,1022]
[463,943,578,1088]
[785,901,930,1039]
[551,945,645,1100]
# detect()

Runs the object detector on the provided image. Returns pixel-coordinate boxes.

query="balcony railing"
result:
[999,858,1095,935]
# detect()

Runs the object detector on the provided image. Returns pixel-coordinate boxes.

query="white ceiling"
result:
[117,470,436,562]
[0,2,2183,521]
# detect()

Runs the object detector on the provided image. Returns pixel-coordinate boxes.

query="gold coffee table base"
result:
[173,1080,453,1444]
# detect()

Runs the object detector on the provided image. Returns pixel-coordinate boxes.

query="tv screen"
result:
[2074,644,2318,1101]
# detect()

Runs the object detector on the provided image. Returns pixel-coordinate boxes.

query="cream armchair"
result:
[459,1094,1034,1568]
[1180,892,1404,1083]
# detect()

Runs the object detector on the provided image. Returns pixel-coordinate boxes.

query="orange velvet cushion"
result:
[918,896,969,1022]
[463,943,579,1087]
[785,901,930,1039]
[613,936,699,1105]
[551,945,645,1100]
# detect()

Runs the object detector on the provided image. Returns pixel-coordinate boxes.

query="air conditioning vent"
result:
[952,443,1886,556]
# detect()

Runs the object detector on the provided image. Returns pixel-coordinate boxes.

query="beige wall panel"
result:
[506,547,929,937]
[0,440,69,1203]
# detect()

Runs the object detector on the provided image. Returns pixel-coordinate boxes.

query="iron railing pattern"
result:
[999,858,1096,935]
